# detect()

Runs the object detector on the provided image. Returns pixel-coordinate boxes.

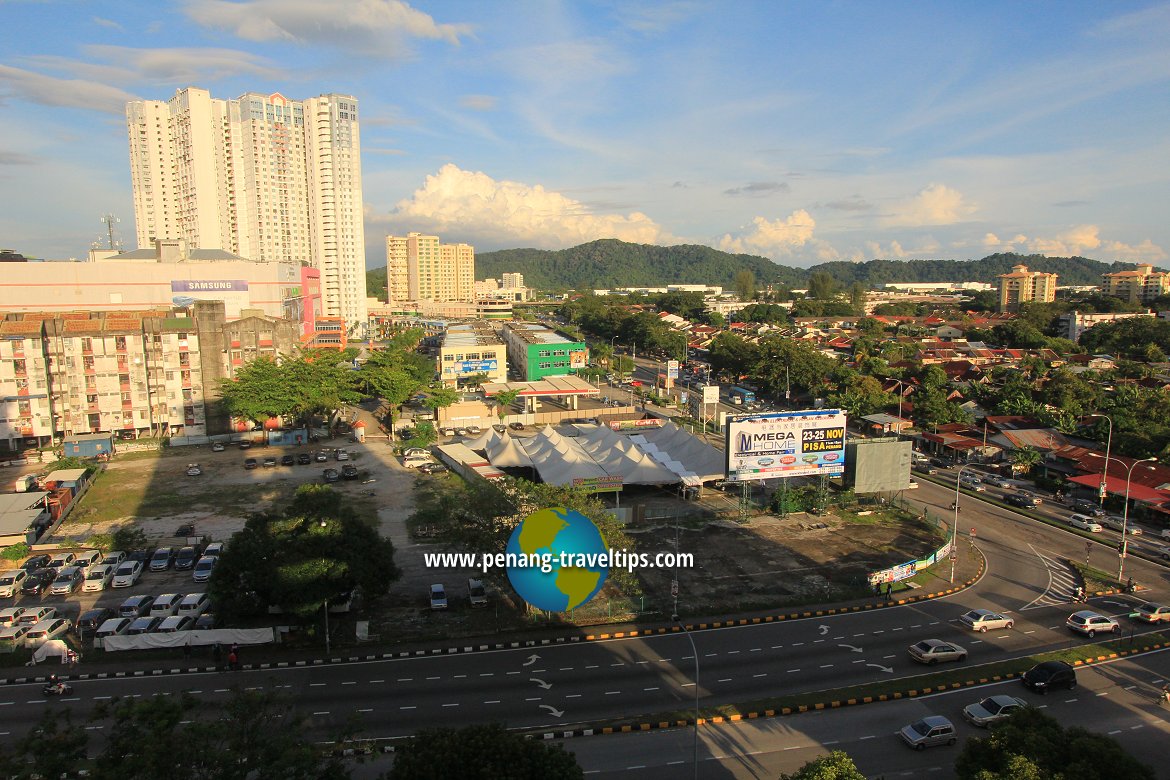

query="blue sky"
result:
[1,1,1167,270]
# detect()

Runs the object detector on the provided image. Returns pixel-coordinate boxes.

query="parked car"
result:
[1133,602,1170,624]
[466,425,482,435]
[18,606,56,625]
[177,592,211,617]
[238,440,252,450]
[1100,515,1141,534]
[75,607,115,639]
[186,463,203,476]
[899,715,957,750]
[82,563,115,593]
[429,583,448,610]
[193,613,216,630]
[94,617,133,640]
[243,458,258,470]
[111,560,144,588]
[0,607,26,627]
[492,424,507,433]
[335,449,350,461]
[20,568,55,598]
[403,448,429,458]
[20,554,51,572]
[0,569,28,598]
[402,456,432,469]
[149,593,184,618]
[263,456,277,468]
[962,695,1027,727]
[103,550,127,568]
[0,624,30,648]
[150,547,176,572]
[118,595,155,618]
[508,422,525,431]
[1021,660,1077,693]
[46,552,76,571]
[341,464,359,480]
[125,616,165,635]
[202,542,224,558]
[1067,514,1103,533]
[74,549,103,570]
[959,608,1014,632]
[1066,610,1119,637]
[155,615,195,633]
[297,452,312,465]
[211,442,226,452]
[419,463,449,475]
[322,468,340,483]
[192,555,218,583]
[907,639,967,665]
[48,566,83,596]
[315,451,329,462]
[280,454,296,467]
[24,617,71,646]
[174,546,201,570]
[467,578,487,607]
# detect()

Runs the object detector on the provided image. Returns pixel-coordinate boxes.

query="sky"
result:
[1,1,1168,271]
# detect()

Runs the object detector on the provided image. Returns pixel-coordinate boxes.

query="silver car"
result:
[959,608,1014,632]
[962,695,1027,727]
[908,639,968,665]
[1133,602,1170,624]
[1066,610,1119,637]
[900,715,957,750]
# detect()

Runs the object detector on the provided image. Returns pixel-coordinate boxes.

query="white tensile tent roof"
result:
[629,420,726,482]
[484,431,534,468]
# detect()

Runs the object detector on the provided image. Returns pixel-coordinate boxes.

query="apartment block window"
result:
[81,338,92,351]
[86,394,98,404]
[83,357,95,370]
[121,392,132,404]
[13,359,25,374]
[114,336,127,350]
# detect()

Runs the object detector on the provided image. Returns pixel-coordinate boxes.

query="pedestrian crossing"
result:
[1020,546,1081,610]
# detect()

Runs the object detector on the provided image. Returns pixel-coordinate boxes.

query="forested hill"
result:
[365,240,1156,296]
[475,240,800,290]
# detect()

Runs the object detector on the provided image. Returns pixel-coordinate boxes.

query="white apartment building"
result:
[502,273,524,289]
[384,233,475,303]
[126,87,367,333]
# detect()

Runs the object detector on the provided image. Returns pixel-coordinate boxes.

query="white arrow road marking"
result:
[819,625,830,635]
[523,654,540,667]
[867,664,894,673]
[529,677,552,690]
[838,644,864,653]
[539,705,565,717]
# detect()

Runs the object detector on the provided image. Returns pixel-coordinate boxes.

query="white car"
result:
[82,563,116,592]
[959,608,1015,632]
[23,617,71,647]
[429,583,447,610]
[962,695,1027,727]
[1133,602,1170,624]
[1066,610,1119,637]
[1067,514,1103,533]
[103,551,127,568]
[149,593,183,618]
[0,569,27,598]
[111,560,144,588]
[1099,516,1142,534]
[186,463,203,476]
[959,477,985,492]
[983,475,1013,488]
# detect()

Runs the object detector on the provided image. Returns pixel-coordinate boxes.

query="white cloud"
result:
[383,163,668,248]
[458,94,497,111]
[885,183,975,227]
[183,0,471,57]
[717,211,817,258]
[982,225,1167,261]
[0,65,138,114]
[92,17,124,31]
[84,45,281,82]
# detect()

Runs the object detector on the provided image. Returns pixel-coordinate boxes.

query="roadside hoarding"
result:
[608,418,665,431]
[700,384,720,404]
[725,409,847,482]
[666,360,679,380]
[572,475,624,492]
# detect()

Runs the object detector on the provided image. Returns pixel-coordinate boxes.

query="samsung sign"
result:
[171,280,249,292]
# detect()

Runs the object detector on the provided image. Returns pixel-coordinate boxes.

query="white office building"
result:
[126,87,367,333]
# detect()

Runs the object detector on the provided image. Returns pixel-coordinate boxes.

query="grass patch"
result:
[1070,561,1120,593]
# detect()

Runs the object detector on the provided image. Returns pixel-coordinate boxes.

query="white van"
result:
[0,624,30,648]
[177,592,211,617]
[403,455,433,469]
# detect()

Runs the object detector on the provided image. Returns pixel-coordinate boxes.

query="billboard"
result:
[170,279,250,317]
[569,349,588,369]
[725,409,847,482]
[844,439,912,493]
[458,359,498,374]
[700,384,720,404]
[572,475,624,493]
[666,360,680,380]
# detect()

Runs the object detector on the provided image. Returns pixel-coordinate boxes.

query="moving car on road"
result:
[1132,602,1170,624]
[899,715,957,750]
[959,608,1014,632]
[908,639,967,665]
[1067,514,1103,532]
[1066,610,1119,637]
[962,695,1027,727]
[1021,660,1076,693]
[1100,515,1141,534]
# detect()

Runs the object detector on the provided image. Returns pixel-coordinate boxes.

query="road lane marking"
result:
[753,673,767,678]
[313,711,329,715]
[525,697,542,701]
[479,673,493,677]
[454,674,467,679]
[485,700,500,704]
[310,683,326,687]
[793,642,805,646]
[860,735,875,740]
[342,681,356,685]
[507,671,521,675]
[399,706,416,710]
[819,664,833,668]
[369,680,384,684]
[559,667,574,671]
[853,633,865,638]
[644,687,660,691]
[750,648,762,652]
[884,655,896,659]
[426,676,440,680]
[718,678,732,682]
[441,703,459,708]
[1109,729,1122,735]
[1024,630,1035,634]
[567,694,582,698]
[605,691,621,695]
[610,663,624,667]
[891,627,903,631]
[1096,692,1109,696]
[585,665,599,669]
[728,650,740,654]
[787,669,801,673]
[358,708,372,713]
[397,678,413,682]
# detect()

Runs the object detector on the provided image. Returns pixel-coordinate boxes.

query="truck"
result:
[728,386,756,405]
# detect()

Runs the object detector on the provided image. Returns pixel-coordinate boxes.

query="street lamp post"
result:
[887,377,905,417]
[1102,455,1157,585]
[673,614,700,780]
[1087,414,1113,509]
[952,464,976,583]
[319,519,331,656]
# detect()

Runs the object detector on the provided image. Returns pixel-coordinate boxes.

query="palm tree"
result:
[1010,446,1043,475]
[492,389,521,425]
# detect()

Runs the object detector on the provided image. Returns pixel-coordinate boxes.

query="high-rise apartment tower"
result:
[126,87,367,332]
[384,233,475,303]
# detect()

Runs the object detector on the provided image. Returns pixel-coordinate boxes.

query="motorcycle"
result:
[42,682,73,696]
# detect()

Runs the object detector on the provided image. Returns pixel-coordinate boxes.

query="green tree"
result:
[0,709,87,780]
[734,269,757,301]
[849,281,867,313]
[825,375,895,419]
[807,271,838,301]
[1080,316,1170,360]
[492,388,521,423]
[209,485,400,620]
[737,303,791,325]
[219,356,297,424]
[424,386,461,425]
[702,310,726,329]
[387,723,582,779]
[955,707,1153,780]
[1010,446,1043,475]
[780,750,866,780]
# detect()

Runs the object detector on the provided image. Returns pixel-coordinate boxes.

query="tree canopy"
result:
[220,349,363,426]
[386,723,582,779]
[780,751,867,780]
[209,485,400,620]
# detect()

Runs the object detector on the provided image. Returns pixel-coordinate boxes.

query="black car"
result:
[280,454,295,467]
[243,458,258,470]
[75,607,114,640]
[323,468,340,483]
[508,422,525,431]
[1021,660,1076,694]
[21,568,55,597]
[193,613,216,630]
[297,452,312,465]
[341,465,359,480]
[173,546,201,570]
[1004,494,1033,509]
[20,554,51,572]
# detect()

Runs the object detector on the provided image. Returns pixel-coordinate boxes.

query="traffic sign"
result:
[671,579,679,597]
[949,550,957,560]
[970,528,977,539]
